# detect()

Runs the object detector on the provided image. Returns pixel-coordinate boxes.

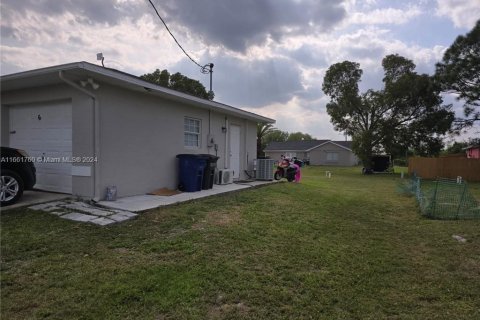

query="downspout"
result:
[224,117,229,169]
[208,110,212,155]
[59,71,101,201]
[245,119,249,175]
[208,110,211,136]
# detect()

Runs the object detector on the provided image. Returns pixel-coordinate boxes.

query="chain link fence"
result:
[398,175,480,219]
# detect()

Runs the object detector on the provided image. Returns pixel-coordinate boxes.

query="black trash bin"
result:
[372,155,390,172]
[198,154,219,190]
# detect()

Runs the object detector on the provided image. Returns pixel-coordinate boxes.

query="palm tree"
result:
[257,123,275,158]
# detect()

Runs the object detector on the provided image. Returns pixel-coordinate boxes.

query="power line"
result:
[147,0,203,69]
[146,0,215,98]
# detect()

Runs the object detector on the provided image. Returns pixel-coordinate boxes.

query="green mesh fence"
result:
[398,176,480,220]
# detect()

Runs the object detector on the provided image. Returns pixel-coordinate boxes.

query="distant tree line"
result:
[443,138,480,155]
[257,123,314,158]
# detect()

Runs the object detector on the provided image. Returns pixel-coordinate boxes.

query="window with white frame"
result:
[184,117,201,148]
[326,152,338,162]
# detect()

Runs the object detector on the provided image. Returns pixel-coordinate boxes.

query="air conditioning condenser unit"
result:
[215,169,234,185]
[255,159,275,180]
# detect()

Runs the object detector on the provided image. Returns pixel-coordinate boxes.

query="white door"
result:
[9,101,73,193]
[229,124,241,179]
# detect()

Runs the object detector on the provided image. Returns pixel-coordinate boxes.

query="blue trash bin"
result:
[176,154,207,192]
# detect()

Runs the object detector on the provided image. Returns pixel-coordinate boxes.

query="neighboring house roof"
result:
[329,140,353,150]
[265,140,353,152]
[0,61,275,124]
[265,140,330,151]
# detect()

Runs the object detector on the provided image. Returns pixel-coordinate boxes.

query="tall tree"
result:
[259,129,290,158]
[323,54,454,169]
[257,123,275,158]
[140,69,170,87]
[140,69,213,100]
[264,129,289,145]
[435,20,480,129]
[443,141,469,155]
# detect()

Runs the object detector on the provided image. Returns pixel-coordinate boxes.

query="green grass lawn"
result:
[1,166,479,319]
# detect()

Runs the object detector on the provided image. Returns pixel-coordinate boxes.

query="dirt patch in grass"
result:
[208,301,250,319]
[192,206,242,230]
[462,257,480,274]
[113,247,131,255]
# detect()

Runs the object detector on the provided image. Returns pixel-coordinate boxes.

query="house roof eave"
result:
[1,61,275,124]
[264,149,305,152]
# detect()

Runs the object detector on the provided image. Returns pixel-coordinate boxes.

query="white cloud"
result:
[436,0,480,29]
[0,9,191,75]
[349,6,423,25]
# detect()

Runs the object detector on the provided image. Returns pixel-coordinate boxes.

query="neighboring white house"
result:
[1,62,274,199]
[265,140,359,166]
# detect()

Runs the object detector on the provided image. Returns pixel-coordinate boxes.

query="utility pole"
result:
[202,63,214,100]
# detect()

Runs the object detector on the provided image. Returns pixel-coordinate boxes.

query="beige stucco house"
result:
[1,62,274,200]
[265,140,359,166]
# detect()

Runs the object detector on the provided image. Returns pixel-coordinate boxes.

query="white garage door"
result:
[9,101,72,193]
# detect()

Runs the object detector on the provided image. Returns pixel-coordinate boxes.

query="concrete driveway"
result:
[1,190,70,211]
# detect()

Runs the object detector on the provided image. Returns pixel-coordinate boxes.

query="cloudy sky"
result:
[1,0,479,141]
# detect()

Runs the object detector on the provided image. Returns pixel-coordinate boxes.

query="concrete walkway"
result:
[22,180,276,225]
[28,200,137,225]
[97,180,276,212]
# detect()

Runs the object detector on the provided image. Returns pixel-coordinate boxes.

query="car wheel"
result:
[1,169,24,206]
[274,172,282,180]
